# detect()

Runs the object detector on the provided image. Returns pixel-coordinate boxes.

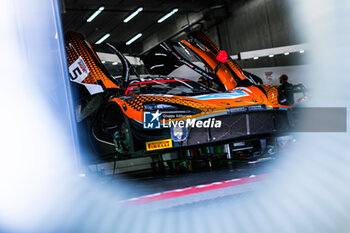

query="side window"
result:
[174,42,214,74]
[94,50,123,79]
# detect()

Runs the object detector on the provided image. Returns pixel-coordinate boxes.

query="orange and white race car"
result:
[65,31,293,157]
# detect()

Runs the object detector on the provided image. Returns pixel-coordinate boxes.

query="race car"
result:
[65,31,293,158]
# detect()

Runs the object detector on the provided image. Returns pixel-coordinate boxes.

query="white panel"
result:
[240,43,309,59]
[245,65,312,86]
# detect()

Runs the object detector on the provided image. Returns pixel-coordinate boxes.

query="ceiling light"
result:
[253,56,259,60]
[95,33,110,44]
[269,54,274,58]
[101,61,106,64]
[300,50,305,53]
[123,7,143,23]
[157,8,179,23]
[87,6,104,23]
[284,52,290,56]
[126,33,142,45]
[112,62,118,65]
[150,64,165,70]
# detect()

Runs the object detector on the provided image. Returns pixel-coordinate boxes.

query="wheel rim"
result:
[121,121,131,153]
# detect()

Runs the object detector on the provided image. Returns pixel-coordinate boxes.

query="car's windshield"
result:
[127,79,218,96]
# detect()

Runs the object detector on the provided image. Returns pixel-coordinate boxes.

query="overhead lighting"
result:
[239,43,308,60]
[123,7,143,23]
[284,52,290,56]
[157,8,179,23]
[155,53,167,56]
[112,62,119,65]
[126,33,142,45]
[299,50,305,53]
[86,6,105,23]
[150,64,165,70]
[253,56,259,60]
[95,33,110,44]
[101,60,106,64]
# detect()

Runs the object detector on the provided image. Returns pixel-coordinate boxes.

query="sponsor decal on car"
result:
[69,56,89,83]
[146,139,173,151]
[190,90,248,100]
[68,56,103,94]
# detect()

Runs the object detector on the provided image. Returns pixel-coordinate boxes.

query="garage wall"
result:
[208,0,307,68]
[245,65,311,86]
[217,0,301,53]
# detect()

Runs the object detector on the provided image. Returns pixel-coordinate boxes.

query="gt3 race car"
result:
[65,32,293,158]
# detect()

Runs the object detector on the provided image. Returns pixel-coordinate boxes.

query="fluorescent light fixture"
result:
[150,64,165,70]
[239,43,308,60]
[87,6,105,23]
[284,52,290,55]
[230,55,239,60]
[269,54,274,58]
[157,8,179,23]
[125,33,142,45]
[155,53,167,56]
[253,56,259,60]
[112,62,119,65]
[95,33,110,44]
[123,7,143,23]
[300,50,305,53]
[101,60,106,64]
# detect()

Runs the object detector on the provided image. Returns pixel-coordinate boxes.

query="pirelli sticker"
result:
[146,139,173,151]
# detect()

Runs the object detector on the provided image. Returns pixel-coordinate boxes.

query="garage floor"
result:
[89,157,274,206]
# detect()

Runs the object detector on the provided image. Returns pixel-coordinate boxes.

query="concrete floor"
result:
[115,158,275,198]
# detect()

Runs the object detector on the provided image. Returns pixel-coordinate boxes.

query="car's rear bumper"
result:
[130,109,293,153]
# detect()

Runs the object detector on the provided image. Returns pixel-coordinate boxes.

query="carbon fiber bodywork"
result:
[128,109,293,152]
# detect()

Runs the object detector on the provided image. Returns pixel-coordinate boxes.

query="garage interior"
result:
[61,0,308,66]
[60,0,307,177]
[3,0,350,232]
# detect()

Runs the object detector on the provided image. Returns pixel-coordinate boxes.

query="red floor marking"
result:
[125,174,268,204]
